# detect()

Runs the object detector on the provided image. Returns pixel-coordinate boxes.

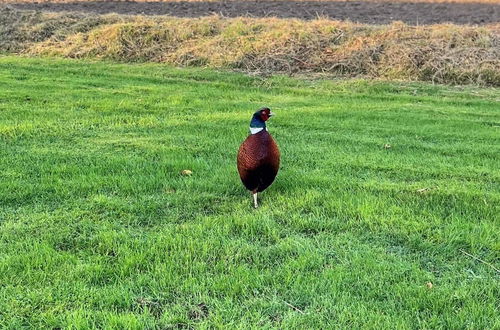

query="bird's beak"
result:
[269,111,275,117]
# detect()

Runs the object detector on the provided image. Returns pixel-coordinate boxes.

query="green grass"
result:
[0,55,499,329]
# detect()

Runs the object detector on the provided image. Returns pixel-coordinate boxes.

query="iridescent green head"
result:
[250,107,273,129]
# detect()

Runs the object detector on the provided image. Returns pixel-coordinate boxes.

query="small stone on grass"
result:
[181,169,193,176]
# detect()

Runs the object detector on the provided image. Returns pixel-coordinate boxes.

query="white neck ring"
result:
[250,127,267,134]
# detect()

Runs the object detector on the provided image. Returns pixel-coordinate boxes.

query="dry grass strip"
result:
[1,6,498,85]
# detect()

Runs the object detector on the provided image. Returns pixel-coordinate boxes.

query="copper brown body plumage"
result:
[237,107,280,208]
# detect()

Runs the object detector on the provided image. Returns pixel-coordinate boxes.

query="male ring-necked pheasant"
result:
[237,107,280,208]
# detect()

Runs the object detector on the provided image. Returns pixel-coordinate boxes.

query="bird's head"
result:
[253,107,274,122]
[249,107,274,133]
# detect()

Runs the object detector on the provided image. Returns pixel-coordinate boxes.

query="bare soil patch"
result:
[8,0,500,25]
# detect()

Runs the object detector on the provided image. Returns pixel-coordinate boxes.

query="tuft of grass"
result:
[0,56,499,328]
[1,6,499,86]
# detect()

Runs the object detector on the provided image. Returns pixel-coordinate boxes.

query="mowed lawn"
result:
[0,56,498,329]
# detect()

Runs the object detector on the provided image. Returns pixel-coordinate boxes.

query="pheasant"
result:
[237,107,280,208]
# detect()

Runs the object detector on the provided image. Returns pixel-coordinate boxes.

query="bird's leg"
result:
[253,192,258,208]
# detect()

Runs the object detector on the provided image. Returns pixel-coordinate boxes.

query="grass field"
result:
[0,56,499,328]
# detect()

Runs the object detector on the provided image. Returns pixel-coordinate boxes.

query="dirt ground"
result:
[6,0,500,25]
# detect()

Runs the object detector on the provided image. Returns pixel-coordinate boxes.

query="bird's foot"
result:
[253,193,258,208]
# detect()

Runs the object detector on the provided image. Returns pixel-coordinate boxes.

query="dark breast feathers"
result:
[237,130,280,193]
